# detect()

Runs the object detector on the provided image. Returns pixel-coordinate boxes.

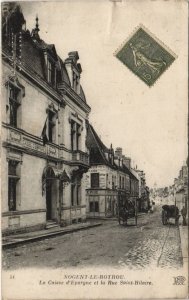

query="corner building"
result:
[85,124,139,218]
[1,5,91,234]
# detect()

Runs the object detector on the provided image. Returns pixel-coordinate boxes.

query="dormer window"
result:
[47,59,56,87]
[47,59,52,82]
[73,72,80,94]
[64,52,82,95]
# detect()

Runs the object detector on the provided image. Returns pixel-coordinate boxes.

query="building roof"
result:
[2,4,87,104]
[86,123,110,165]
[86,123,138,180]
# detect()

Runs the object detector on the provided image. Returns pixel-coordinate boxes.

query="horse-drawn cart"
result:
[118,199,137,226]
[161,205,180,225]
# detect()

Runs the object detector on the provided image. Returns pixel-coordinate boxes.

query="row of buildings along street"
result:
[2,3,188,273]
[151,162,188,221]
[2,3,150,236]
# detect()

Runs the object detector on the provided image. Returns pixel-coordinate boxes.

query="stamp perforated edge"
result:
[113,23,178,87]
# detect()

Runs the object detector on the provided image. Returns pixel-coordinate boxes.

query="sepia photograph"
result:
[1,0,188,299]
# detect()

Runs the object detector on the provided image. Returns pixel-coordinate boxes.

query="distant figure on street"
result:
[148,202,153,213]
[181,206,187,226]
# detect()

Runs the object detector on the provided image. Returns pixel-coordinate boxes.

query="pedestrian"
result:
[148,203,152,213]
[181,206,187,226]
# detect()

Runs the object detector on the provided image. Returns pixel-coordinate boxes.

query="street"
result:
[3,205,183,270]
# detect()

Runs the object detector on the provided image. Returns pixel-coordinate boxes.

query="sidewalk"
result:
[179,224,188,269]
[2,221,102,249]
[2,213,149,249]
[88,212,147,221]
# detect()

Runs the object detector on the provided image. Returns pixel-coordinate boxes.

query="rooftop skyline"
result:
[19,0,187,188]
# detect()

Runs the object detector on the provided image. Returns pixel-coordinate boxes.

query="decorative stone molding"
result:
[2,208,46,217]
[5,74,25,97]
[6,148,23,163]
[23,137,46,153]
[9,130,22,142]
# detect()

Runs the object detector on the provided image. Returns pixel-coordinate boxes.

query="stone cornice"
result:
[58,82,91,113]
[2,50,65,105]
[2,124,89,165]
[62,205,86,210]
[2,209,46,217]
[2,50,90,113]
[3,123,71,153]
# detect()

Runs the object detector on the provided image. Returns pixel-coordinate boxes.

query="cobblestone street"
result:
[3,205,183,270]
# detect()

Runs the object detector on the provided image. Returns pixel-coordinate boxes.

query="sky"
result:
[19,0,188,188]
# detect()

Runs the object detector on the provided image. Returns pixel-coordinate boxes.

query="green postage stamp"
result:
[115,25,177,86]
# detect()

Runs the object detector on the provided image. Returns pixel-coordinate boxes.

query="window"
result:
[77,184,81,206]
[48,110,56,143]
[112,175,117,189]
[76,123,81,150]
[91,173,99,188]
[106,174,109,188]
[71,121,75,151]
[107,199,112,211]
[73,72,80,93]
[71,176,81,206]
[122,177,125,189]
[90,201,99,212]
[9,84,20,127]
[47,59,56,87]
[71,120,81,151]
[112,175,115,189]
[8,160,20,211]
[47,60,52,83]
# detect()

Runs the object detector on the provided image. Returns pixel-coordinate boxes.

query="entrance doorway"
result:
[42,166,58,222]
[89,196,100,217]
[46,180,52,220]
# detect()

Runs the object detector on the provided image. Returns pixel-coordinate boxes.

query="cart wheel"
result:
[123,218,127,226]
[162,211,167,225]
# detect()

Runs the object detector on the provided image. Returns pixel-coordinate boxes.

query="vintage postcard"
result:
[1,0,188,299]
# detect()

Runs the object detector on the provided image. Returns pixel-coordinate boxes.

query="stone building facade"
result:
[85,124,139,218]
[132,169,150,211]
[174,163,188,216]
[2,4,91,234]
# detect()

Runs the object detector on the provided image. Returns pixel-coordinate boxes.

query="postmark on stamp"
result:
[114,25,177,87]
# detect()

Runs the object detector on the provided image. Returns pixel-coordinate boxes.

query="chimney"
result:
[122,156,131,170]
[115,147,122,158]
[65,51,82,94]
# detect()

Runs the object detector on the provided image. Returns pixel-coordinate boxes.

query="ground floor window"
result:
[107,198,112,212]
[90,201,99,212]
[71,175,81,206]
[8,178,17,211]
[8,160,20,211]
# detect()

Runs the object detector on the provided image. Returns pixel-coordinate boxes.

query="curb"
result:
[179,225,188,268]
[87,213,147,221]
[3,223,102,249]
